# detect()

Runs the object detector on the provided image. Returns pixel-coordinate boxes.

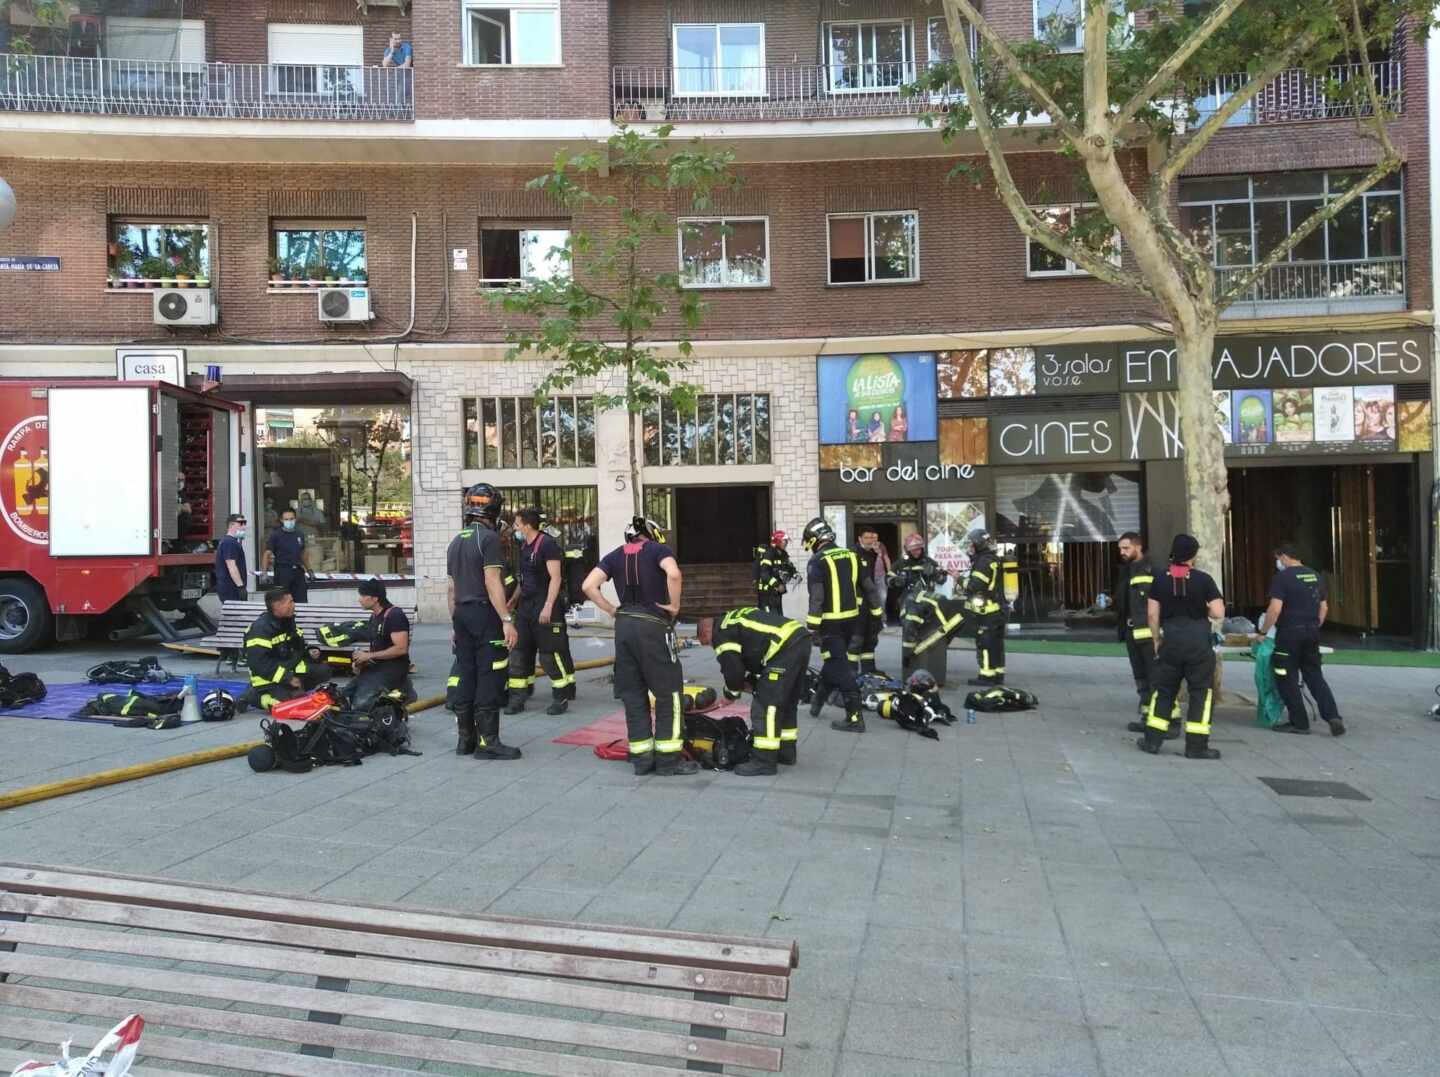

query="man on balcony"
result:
[383,32,412,69]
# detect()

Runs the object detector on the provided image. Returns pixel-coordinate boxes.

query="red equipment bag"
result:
[269,683,343,722]
[593,738,630,761]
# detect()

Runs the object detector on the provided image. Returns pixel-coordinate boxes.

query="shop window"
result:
[494,484,600,574]
[271,219,367,286]
[828,211,918,284]
[673,23,765,96]
[462,0,560,65]
[479,221,571,287]
[256,405,413,575]
[107,219,209,289]
[642,394,771,467]
[1025,205,1120,277]
[678,217,769,288]
[463,395,596,469]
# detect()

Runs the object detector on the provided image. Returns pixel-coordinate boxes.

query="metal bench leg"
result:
[300,949,353,1058]
[687,991,731,1073]
[0,910,26,985]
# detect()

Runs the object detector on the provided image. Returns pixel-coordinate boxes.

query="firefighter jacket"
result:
[807,544,882,630]
[965,550,1004,616]
[1119,556,1156,642]
[712,607,807,695]
[754,544,798,597]
[889,554,946,599]
[244,610,312,690]
[902,590,969,659]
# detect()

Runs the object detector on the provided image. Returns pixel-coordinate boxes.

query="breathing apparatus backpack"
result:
[85,658,172,685]
[964,686,1039,712]
[0,665,46,709]
[683,712,753,770]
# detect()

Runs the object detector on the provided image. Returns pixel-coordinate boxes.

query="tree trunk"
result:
[625,357,642,517]
[1174,327,1230,583]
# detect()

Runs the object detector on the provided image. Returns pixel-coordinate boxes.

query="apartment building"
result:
[0,0,1431,640]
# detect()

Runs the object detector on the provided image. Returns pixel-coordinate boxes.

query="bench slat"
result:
[0,984,697,1077]
[183,602,419,652]
[1,891,788,1004]
[0,865,797,975]
[0,932,783,1068]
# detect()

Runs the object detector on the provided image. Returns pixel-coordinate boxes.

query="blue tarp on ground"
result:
[0,678,249,723]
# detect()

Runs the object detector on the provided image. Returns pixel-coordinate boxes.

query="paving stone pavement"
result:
[2,624,1440,1075]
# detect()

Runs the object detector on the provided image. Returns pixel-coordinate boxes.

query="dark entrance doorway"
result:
[657,484,772,619]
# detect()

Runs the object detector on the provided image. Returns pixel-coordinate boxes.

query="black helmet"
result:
[201,688,235,722]
[463,483,503,526]
[966,528,993,556]
[624,516,666,544]
[905,670,938,696]
[801,517,835,551]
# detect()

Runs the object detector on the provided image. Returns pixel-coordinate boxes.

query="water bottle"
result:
[966,707,977,724]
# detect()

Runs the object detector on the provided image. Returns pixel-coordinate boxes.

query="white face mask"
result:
[234,528,246,539]
[1275,558,1284,571]
[283,520,296,531]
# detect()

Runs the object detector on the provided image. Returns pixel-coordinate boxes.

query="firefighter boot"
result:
[1136,728,1166,754]
[1184,733,1221,760]
[734,750,778,777]
[830,712,866,733]
[654,752,700,776]
[778,743,797,766]
[473,709,522,760]
[504,695,526,716]
[809,691,826,718]
[631,751,656,776]
[455,713,477,756]
[1127,720,1181,739]
[545,697,570,716]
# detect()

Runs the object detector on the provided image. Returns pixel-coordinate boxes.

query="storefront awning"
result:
[188,370,412,406]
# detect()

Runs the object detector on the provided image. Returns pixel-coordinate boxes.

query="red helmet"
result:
[770,530,788,547]
[904,533,926,555]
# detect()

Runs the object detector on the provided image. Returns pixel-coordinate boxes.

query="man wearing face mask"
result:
[1264,543,1345,736]
[214,514,248,603]
[264,508,312,603]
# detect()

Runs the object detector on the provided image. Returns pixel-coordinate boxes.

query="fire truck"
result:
[0,378,241,653]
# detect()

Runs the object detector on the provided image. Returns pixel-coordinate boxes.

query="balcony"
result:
[1216,257,1406,319]
[1193,60,1402,127]
[0,55,414,121]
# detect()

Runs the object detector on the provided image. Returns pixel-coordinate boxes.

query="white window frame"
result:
[478,224,572,288]
[925,15,976,66]
[1025,204,1121,278]
[1032,0,1131,53]
[461,0,562,67]
[266,23,364,97]
[677,216,771,289]
[826,211,920,285]
[671,23,767,98]
[825,19,914,95]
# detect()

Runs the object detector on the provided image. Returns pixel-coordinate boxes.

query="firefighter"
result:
[506,506,577,716]
[753,530,797,614]
[802,517,881,733]
[583,517,699,777]
[243,587,326,711]
[343,577,410,712]
[263,507,312,603]
[447,483,521,760]
[712,605,812,775]
[1117,531,1177,734]
[964,529,1007,686]
[852,529,890,675]
[1265,542,1345,736]
[1137,533,1225,760]
[889,533,946,603]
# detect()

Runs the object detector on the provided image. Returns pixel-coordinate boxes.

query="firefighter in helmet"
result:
[802,517,881,733]
[712,605,812,775]
[753,530,798,614]
[964,528,1007,687]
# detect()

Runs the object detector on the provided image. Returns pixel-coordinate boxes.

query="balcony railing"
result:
[0,55,414,121]
[1193,60,1402,127]
[1215,257,1405,313]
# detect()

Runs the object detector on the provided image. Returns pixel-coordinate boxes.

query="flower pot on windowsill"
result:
[159,277,176,289]
[270,274,285,289]
[175,274,192,288]
[323,276,337,286]
[194,278,210,289]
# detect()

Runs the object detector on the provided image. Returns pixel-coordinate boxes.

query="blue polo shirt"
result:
[214,534,247,601]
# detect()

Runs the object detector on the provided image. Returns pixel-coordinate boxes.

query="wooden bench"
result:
[164,600,419,676]
[0,863,796,1076]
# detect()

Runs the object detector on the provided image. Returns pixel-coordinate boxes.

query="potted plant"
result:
[288,265,305,288]
[268,256,285,289]
[353,267,368,286]
[139,255,165,289]
[305,258,325,287]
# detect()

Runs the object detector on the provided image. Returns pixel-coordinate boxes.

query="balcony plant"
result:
[268,256,285,289]
[305,258,325,287]
[138,255,166,289]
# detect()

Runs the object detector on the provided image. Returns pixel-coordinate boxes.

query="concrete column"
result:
[595,404,636,551]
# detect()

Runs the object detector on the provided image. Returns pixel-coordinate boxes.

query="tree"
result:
[490,126,738,516]
[314,407,408,520]
[919,0,1433,574]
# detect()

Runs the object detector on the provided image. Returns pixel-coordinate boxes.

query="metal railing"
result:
[1215,257,1405,304]
[1193,60,1402,127]
[0,55,414,121]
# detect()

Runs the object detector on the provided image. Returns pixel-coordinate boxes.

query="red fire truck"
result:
[0,379,241,653]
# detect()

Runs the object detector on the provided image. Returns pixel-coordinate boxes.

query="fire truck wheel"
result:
[0,578,53,654]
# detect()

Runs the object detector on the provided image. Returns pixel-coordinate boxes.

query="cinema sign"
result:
[1122,330,1430,391]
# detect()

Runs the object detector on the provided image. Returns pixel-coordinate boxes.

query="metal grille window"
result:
[463,396,596,469]
[493,485,600,573]
[642,394,771,466]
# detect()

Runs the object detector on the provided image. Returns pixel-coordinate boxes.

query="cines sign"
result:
[990,413,1121,464]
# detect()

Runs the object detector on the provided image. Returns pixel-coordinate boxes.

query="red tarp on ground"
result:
[552,702,751,746]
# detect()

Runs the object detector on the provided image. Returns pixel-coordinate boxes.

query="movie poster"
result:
[1231,388,1273,445]
[817,353,938,445]
[1272,388,1314,443]
[1353,385,1396,441]
[925,501,985,578]
[1213,391,1232,445]
[1314,387,1355,442]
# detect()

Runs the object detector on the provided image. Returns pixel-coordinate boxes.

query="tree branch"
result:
[1082,0,1110,135]
[1115,0,1247,128]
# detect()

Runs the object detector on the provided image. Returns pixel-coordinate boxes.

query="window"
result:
[267,23,363,96]
[828,211,918,284]
[926,15,975,65]
[643,394,771,466]
[463,396,595,469]
[1025,204,1120,277]
[271,220,367,285]
[462,1,560,65]
[479,222,570,287]
[827,20,913,92]
[494,485,599,574]
[1033,0,1128,52]
[678,217,769,288]
[108,220,210,288]
[673,23,765,96]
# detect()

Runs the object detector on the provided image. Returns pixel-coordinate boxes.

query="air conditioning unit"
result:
[153,288,216,326]
[318,286,371,323]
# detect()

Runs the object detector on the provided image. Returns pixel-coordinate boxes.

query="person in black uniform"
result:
[712,605,812,775]
[447,483,521,760]
[343,577,411,712]
[1264,543,1345,736]
[753,530,797,614]
[964,529,1006,687]
[263,508,312,603]
[243,588,326,710]
[1138,533,1225,760]
[583,516,698,777]
[1116,531,1177,734]
[852,530,888,675]
[506,506,578,716]
[802,517,881,733]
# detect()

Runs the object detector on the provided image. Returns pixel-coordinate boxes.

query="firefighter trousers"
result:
[1125,631,1158,703]
[1272,626,1341,729]
[614,611,685,762]
[1144,621,1215,745]
[975,613,1006,682]
[508,598,577,701]
[817,624,862,717]
[850,609,883,675]
[756,591,784,615]
[453,602,509,743]
[751,636,811,765]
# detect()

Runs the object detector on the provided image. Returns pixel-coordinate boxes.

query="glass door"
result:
[827,21,912,92]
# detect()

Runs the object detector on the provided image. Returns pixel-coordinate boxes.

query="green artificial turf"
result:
[1001,638,1440,668]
